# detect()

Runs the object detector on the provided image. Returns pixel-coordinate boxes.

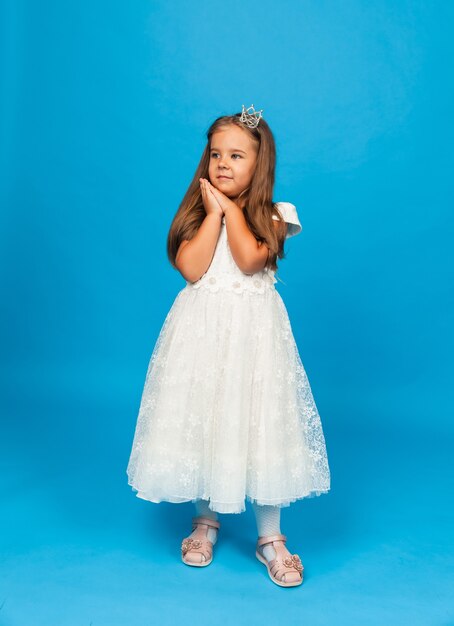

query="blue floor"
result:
[2,395,453,625]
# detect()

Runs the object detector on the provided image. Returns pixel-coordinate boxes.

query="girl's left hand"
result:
[201,179,238,214]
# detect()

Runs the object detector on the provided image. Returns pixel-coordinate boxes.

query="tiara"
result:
[239,103,263,129]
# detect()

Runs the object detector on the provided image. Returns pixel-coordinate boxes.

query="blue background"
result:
[1,1,453,624]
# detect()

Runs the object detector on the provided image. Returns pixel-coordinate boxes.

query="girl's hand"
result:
[199,178,223,218]
[202,179,239,214]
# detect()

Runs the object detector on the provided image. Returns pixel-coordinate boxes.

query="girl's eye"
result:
[210,153,242,159]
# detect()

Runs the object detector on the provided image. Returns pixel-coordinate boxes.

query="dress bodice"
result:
[185,202,301,295]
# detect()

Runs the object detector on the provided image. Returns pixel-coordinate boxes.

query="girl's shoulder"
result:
[272,202,302,238]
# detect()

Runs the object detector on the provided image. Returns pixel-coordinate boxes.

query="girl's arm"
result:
[203,180,282,274]
[223,205,281,275]
[175,212,223,283]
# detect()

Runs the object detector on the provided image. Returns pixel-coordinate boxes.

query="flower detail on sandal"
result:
[181,538,202,555]
[283,554,304,572]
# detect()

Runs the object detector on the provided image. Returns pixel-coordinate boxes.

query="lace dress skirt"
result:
[126,276,331,514]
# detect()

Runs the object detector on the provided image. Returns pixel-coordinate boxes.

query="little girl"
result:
[126,104,331,587]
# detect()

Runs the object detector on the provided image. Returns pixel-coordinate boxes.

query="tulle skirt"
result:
[126,283,331,514]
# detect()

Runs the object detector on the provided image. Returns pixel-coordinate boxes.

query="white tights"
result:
[190,498,219,544]
[251,501,282,563]
[191,499,281,562]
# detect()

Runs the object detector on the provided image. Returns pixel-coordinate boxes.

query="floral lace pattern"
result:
[189,269,277,295]
[126,203,330,513]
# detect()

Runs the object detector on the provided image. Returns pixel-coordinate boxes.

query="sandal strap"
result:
[181,536,213,559]
[269,556,304,579]
[267,539,304,579]
[257,533,287,548]
[192,515,221,530]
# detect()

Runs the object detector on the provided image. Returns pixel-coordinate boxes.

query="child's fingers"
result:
[208,183,220,197]
[201,179,211,198]
[205,180,217,195]
[200,178,221,204]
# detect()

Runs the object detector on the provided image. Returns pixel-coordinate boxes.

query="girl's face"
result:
[208,125,258,202]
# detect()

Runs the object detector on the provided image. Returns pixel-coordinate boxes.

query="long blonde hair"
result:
[167,112,288,273]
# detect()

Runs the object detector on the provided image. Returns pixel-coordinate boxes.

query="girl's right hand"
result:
[200,178,224,219]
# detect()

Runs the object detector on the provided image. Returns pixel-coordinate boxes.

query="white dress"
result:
[126,202,331,514]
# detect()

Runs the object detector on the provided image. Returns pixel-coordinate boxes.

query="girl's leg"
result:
[191,498,218,544]
[251,501,281,561]
[252,502,300,583]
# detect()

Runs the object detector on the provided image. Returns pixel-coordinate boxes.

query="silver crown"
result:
[239,103,263,129]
